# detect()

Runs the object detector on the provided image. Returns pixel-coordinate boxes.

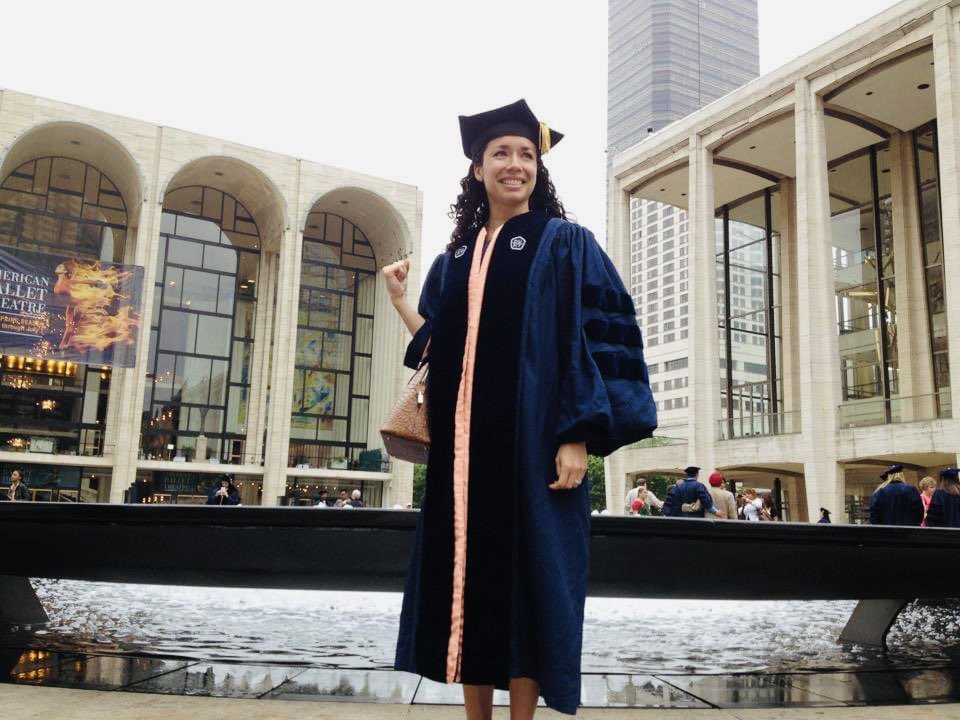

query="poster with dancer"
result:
[0,246,144,368]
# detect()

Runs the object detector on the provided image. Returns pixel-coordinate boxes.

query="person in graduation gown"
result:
[383,99,657,718]
[926,468,960,528]
[661,467,719,518]
[869,464,923,526]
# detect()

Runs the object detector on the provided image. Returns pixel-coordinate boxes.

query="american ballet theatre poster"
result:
[0,246,144,368]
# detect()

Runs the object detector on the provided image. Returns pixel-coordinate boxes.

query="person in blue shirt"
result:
[925,468,960,528]
[869,464,923,526]
[661,466,719,518]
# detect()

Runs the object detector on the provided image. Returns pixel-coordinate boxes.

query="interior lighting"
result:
[8,375,33,390]
[39,399,57,411]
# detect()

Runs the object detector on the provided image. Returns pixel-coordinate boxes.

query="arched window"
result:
[289,211,376,468]
[0,157,128,455]
[141,186,260,462]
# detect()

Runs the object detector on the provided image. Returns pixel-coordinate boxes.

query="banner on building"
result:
[0,246,144,368]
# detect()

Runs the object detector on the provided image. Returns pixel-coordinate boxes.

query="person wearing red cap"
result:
[706,472,737,520]
[384,99,657,717]
[624,477,662,515]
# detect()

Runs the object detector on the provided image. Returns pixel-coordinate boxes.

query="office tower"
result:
[608,0,759,428]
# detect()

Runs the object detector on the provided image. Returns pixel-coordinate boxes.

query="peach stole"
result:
[445,226,499,683]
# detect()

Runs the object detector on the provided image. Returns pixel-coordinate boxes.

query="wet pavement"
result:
[3,683,960,720]
[5,646,960,711]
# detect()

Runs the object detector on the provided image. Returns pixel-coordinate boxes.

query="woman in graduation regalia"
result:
[383,99,657,718]
[926,468,960,528]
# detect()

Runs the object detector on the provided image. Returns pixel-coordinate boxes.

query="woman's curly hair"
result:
[446,153,566,251]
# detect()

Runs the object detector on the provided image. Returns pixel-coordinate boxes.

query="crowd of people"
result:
[624,466,782,520]
[869,464,960,528]
[314,488,364,508]
[622,463,960,527]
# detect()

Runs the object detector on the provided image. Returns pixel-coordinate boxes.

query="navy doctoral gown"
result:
[394,213,657,714]
[661,478,716,518]
[869,480,924,526]
[926,488,960,528]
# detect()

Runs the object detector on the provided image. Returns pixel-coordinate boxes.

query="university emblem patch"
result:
[509,236,526,251]
[454,245,467,258]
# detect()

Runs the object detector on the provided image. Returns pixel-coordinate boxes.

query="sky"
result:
[0,0,901,264]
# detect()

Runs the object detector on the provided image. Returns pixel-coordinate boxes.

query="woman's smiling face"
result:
[474,135,538,214]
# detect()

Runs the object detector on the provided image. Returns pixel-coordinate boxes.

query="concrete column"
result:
[604,450,630,516]
[687,135,720,473]
[777,178,801,421]
[372,264,414,508]
[100,227,140,456]
[109,128,164,503]
[888,132,935,419]
[932,6,960,420]
[244,251,278,463]
[261,224,301,505]
[605,184,634,514]
[794,79,844,520]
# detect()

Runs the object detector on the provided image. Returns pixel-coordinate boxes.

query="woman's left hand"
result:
[550,442,588,491]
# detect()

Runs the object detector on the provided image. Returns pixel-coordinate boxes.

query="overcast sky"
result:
[1,0,900,262]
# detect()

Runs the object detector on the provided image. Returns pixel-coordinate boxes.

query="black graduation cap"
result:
[880,464,903,479]
[684,466,700,477]
[940,468,960,480]
[459,99,564,160]
[820,507,831,515]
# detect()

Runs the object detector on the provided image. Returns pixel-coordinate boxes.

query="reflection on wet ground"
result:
[5,649,960,708]
[3,581,960,708]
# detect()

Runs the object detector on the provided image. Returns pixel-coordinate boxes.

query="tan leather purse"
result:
[380,362,430,464]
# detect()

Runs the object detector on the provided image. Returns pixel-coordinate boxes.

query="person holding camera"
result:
[206,474,240,506]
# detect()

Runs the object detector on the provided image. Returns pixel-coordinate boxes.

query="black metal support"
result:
[723,205,733,439]
[0,575,48,625]
[838,598,910,647]
[764,188,779,434]
[870,147,893,423]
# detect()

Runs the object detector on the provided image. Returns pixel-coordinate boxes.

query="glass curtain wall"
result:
[0,157,126,455]
[289,212,376,469]
[715,187,784,439]
[830,145,900,427]
[141,186,259,462]
[914,123,951,417]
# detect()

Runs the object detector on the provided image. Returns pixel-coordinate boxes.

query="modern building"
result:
[606,0,960,522]
[608,0,759,435]
[0,89,422,507]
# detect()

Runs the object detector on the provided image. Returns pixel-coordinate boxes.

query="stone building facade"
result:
[607,0,960,522]
[0,89,422,507]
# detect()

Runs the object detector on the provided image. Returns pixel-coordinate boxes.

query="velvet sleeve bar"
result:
[553,222,657,457]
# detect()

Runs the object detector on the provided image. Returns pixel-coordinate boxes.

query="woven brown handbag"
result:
[380,362,430,464]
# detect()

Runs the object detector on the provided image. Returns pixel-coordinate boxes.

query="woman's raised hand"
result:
[382,259,411,301]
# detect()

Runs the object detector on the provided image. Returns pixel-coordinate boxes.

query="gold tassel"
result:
[539,121,552,156]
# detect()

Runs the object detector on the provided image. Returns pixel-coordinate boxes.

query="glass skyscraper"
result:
[608,0,759,430]
[609,0,760,155]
